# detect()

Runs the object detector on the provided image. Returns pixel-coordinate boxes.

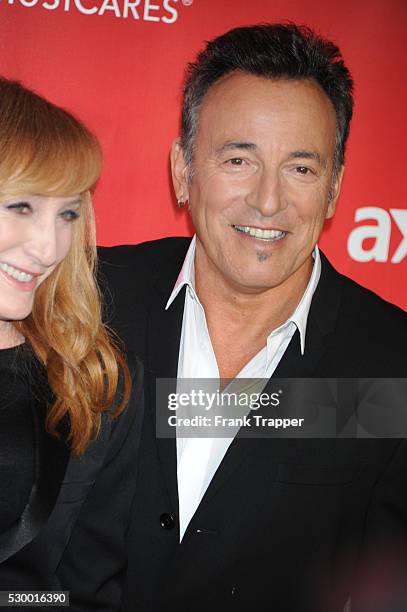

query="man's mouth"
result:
[0,262,35,283]
[232,225,287,241]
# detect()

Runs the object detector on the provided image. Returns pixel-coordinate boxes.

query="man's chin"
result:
[223,271,288,294]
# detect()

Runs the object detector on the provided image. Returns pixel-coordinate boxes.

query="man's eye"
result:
[6,202,31,213]
[295,166,312,175]
[228,158,245,166]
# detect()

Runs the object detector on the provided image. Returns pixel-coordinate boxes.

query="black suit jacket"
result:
[0,356,144,612]
[99,238,407,612]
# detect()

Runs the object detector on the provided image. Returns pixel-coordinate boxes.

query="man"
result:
[99,24,407,611]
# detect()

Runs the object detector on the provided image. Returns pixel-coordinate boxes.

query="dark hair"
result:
[181,23,354,177]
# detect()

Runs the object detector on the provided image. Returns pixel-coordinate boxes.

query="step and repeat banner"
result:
[0,0,406,309]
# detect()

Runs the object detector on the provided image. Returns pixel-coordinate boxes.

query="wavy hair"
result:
[0,77,131,455]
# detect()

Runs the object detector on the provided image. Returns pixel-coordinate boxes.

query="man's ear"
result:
[170,138,189,202]
[326,165,345,219]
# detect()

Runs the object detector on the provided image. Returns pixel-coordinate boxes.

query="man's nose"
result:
[24,220,58,268]
[246,167,284,217]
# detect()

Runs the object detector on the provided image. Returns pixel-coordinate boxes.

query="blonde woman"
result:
[0,78,143,609]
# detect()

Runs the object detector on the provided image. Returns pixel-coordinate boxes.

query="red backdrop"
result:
[0,0,406,309]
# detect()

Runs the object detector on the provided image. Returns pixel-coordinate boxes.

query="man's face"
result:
[172,72,343,294]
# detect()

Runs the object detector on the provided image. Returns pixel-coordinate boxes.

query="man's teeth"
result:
[0,263,34,282]
[234,225,286,241]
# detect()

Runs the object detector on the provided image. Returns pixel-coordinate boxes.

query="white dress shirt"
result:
[165,235,321,540]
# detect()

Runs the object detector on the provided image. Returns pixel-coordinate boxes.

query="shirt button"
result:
[160,513,175,530]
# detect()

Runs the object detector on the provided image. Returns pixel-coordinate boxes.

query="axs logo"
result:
[347,207,407,263]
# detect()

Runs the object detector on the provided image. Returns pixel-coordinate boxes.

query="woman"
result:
[0,77,142,608]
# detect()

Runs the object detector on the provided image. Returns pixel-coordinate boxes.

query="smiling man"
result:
[171,72,343,380]
[99,23,407,612]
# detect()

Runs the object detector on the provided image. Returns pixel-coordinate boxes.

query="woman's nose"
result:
[23,219,58,268]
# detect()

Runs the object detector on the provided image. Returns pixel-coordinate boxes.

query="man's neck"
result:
[194,248,313,379]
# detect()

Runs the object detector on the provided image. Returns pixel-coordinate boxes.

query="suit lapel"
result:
[189,252,344,516]
[189,333,311,516]
[146,275,186,514]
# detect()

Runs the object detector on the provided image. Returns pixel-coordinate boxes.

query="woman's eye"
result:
[6,202,31,213]
[60,209,80,222]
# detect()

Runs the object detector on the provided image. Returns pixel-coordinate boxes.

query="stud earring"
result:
[177,195,190,209]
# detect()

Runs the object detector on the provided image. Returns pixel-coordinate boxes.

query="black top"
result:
[0,350,144,610]
[0,345,35,535]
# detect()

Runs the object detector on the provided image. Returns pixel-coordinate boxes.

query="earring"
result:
[177,195,190,209]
